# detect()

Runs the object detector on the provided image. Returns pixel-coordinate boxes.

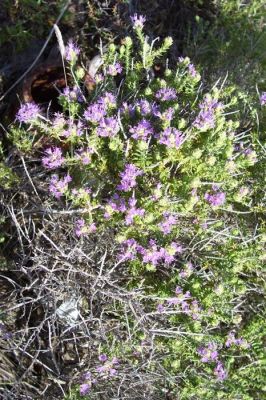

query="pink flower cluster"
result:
[198,342,219,363]
[158,212,177,235]
[198,342,227,381]
[179,261,194,278]
[157,127,184,149]
[75,218,96,237]
[130,13,146,29]
[205,185,226,207]
[96,354,119,377]
[63,120,84,138]
[193,96,223,130]
[16,102,40,123]
[155,87,177,101]
[49,174,71,199]
[107,63,122,76]
[119,238,182,267]
[75,147,94,165]
[225,331,250,348]
[117,164,143,192]
[62,86,84,103]
[79,355,119,396]
[65,39,80,62]
[260,92,266,105]
[105,194,145,225]
[129,119,154,141]
[42,147,65,169]
[84,92,119,137]
[157,285,202,320]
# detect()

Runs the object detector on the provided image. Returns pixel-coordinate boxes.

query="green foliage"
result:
[7,126,35,153]
[186,0,266,90]
[0,0,67,52]
[0,162,18,189]
[0,142,18,189]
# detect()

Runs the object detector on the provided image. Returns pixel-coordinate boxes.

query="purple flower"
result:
[82,371,92,381]
[194,109,215,129]
[190,299,201,320]
[193,97,222,130]
[170,242,183,254]
[0,323,12,340]
[129,119,154,141]
[225,332,236,347]
[260,92,266,105]
[53,112,66,128]
[225,332,250,348]
[130,13,146,29]
[62,86,84,103]
[63,120,84,137]
[96,357,119,376]
[75,218,96,237]
[175,286,183,295]
[80,383,91,396]
[75,217,83,232]
[42,147,65,169]
[108,193,127,213]
[84,102,107,124]
[95,73,104,83]
[143,248,162,266]
[65,39,80,62]
[98,92,116,108]
[157,303,165,313]
[117,164,143,192]
[167,286,192,307]
[118,238,138,261]
[198,343,219,363]
[205,191,226,207]
[96,117,120,137]
[137,99,151,115]
[154,107,175,121]
[16,102,40,123]
[188,63,197,77]
[167,297,181,306]
[96,365,106,374]
[99,354,108,362]
[243,147,257,163]
[155,88,177,101]
[214,361,227,381]
[109,368,117,376]
[119,102,136,117]
[158,127,183,148]
[76,148,93,165]
[112,357,119,365]
[142,241,181,267]
[49,174,71,199]
[136,99,156,116]
[182,300,190,313]
[87,222,97,235]
[71,188,91,203]
[108,62,123,76]
[161,248,177,265]
[125,197,145,225]
[158,213,177,235]
[180,262,194,278]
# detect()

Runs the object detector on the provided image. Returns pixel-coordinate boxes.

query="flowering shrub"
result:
[7,13,266,400]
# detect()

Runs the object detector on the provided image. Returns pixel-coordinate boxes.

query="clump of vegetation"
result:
[1,10,266,400]
[0,0,67,52]
[186,0,266,91]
